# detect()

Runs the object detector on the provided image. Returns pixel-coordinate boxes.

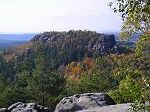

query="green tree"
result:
[0,56,15,80]
[78,73,110,93]
[135,34,150,55]
[15,71,31,88]
[28,71,65,107]
[14,49,35,73]
[110,0,150,39]
[109,69,150,103]
[0,74,7,93]
[0,85,29,108]
[118,75,141,102]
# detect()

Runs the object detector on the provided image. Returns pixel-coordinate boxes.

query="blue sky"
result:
[0,0,122,33]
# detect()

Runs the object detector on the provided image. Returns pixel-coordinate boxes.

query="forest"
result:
[0,0,150,111]
[0,30,149,111]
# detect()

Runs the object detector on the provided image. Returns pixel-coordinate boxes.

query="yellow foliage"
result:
[72,66,81,74]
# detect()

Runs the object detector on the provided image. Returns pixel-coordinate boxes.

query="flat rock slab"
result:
[77,103,132,112]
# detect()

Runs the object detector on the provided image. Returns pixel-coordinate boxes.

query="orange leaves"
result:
[83,57,94,69]
[72,66,81,75]
[64,57,94,82]
[83,57,92,65]
[144,31,150,35]
[64,62,82,81]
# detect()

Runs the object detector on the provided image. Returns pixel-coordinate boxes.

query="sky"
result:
[0,0,122,33]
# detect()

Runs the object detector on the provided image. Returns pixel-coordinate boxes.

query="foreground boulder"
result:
[77,103,132,112]
[55,93,116,112]
[0,102,51,112]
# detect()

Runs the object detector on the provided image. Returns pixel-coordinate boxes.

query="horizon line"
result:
[0,30,120,34]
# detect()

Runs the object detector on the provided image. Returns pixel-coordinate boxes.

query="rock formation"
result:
[0,102,51,112]
[55,93,116,112]
[0,93,133,112]
[30,30,118,54]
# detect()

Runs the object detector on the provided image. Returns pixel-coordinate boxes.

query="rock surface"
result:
[77,103,132,112]
[55,93,116,112]
[0,102,51,112]
[0,93,133,112]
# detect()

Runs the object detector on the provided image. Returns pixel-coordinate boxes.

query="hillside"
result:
[31,30,117,53]
[0,30,149,111]
[4,30,120,67]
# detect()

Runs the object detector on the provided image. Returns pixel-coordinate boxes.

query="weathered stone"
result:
[16,104,26,109]
[11,108,38,112]
[0,108,9,112]
[11,108,24,112]
[24,108,38,112]
[8,102,23,111]
[0,102,51,112]
[26,103,37,109]
[77,103,132,112]
[55,93,116,112]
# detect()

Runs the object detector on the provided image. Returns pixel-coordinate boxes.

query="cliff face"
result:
[31,30,117,54]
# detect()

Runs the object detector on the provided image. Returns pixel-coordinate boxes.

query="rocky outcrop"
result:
[0,93,133,112]
[30,30,118,54]
[55,93,116,112]
[0,102,51,112]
